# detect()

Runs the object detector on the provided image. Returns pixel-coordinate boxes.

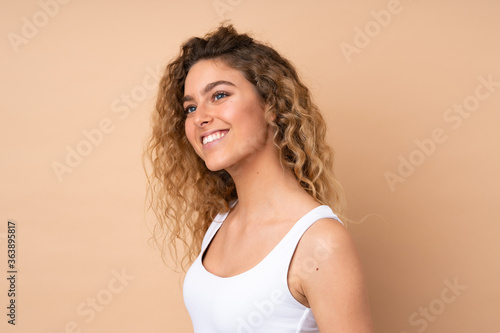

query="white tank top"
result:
[183,205,343,332]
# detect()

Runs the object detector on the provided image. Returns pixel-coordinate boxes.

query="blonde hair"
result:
[144,24,346,270]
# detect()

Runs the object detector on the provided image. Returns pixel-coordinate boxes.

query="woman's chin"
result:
[204,160,227,172]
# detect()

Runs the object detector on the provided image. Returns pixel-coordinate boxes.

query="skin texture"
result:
[183,59,374,332]
[184,59,271,174]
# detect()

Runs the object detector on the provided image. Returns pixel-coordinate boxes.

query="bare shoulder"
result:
[294,218,374,332]
[293,218,358,286]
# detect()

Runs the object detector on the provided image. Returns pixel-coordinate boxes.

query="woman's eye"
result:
[213,91,228,101]
[184,105,197,115]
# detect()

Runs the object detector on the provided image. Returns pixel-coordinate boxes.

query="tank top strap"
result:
[288,205,342,238]
[200,201,238,253]
[275,205,343,269]
[199,213,224,253]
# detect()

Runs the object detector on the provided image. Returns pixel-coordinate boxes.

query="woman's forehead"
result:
[184,59,249,95]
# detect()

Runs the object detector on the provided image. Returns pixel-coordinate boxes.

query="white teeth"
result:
[202,131,226,145]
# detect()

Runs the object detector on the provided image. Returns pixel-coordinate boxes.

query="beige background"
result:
[1,0,499,332]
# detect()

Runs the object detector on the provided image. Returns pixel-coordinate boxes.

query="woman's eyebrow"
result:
[183,80,236,102]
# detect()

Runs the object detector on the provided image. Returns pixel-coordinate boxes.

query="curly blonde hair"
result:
[144,24,346,270]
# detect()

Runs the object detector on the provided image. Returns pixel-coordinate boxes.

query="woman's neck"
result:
[226,146,309,225]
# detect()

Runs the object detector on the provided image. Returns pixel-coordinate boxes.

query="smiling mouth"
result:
[202,130,229,145]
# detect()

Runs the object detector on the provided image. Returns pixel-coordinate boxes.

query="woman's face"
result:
[183,59,272,173]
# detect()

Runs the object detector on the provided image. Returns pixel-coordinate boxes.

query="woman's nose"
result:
[193,104,212,128]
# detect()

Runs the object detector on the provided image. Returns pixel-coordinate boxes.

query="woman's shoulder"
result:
[297,214,350,257]
[295,216,372,330]
[291,196,355,282]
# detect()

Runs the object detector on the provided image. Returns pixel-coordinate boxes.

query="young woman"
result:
[145,24,373,332]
